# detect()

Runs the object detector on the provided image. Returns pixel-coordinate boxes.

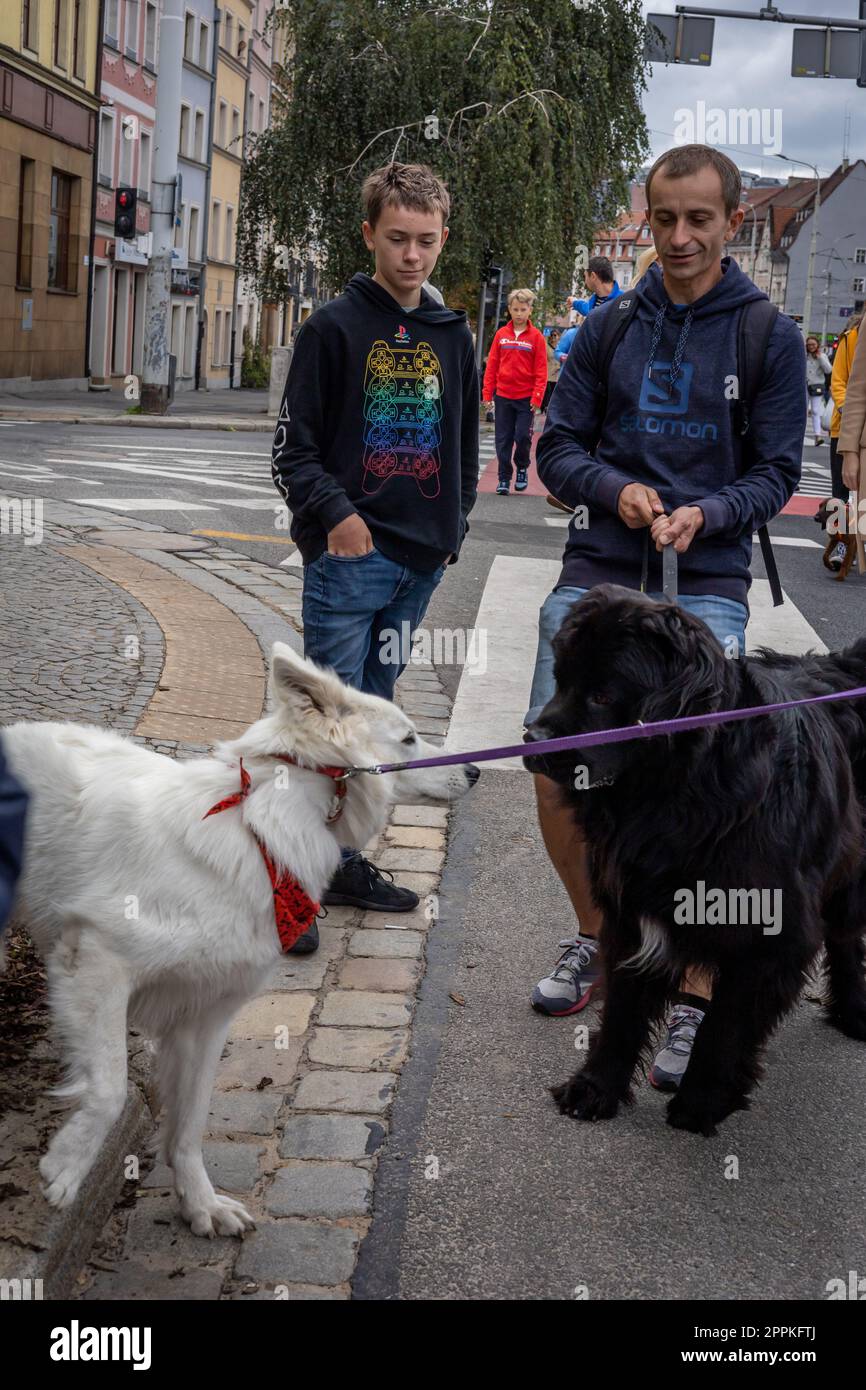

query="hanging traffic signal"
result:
[114,185,138,240]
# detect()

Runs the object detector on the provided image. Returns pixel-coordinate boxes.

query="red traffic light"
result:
[118,191,131,207]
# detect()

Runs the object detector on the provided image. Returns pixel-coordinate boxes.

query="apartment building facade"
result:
[0,0,102,386]
[172,0,216,390]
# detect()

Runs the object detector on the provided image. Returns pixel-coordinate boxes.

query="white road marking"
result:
[280,549,303,568]
[71,498,217,511]
[446,557,829,773]
[46,458,274,493]
[205,498,281,509]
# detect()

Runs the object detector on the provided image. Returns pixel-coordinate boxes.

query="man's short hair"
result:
[587,256,614,284]
[361,162,450,228]
[645,144,741,216]
[508,287,535,307]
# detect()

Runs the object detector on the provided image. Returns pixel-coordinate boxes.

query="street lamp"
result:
[777,152,822,340]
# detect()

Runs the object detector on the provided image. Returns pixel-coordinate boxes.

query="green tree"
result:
[238,0,649,320]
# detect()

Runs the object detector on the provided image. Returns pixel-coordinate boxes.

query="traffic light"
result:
[114,186,137,240]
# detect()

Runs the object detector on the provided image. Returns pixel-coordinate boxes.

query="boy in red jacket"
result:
[483,288,548,494]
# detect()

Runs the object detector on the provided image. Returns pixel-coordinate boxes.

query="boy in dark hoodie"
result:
[272,163,478,947]
[527,144,805,1084]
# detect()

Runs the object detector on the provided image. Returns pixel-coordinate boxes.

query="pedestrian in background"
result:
[838,322,866,576]
[542,330,561,414]
[806,335,832,446]
[482,288,547,495]
[0,735,28,940]
[820,311,861,571]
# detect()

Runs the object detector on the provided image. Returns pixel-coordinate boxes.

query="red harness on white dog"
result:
[202,755,349,953]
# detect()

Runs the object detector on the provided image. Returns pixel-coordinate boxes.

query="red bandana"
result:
[203,758,323,953]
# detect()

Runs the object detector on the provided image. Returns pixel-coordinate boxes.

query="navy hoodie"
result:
[536,259,806,607]
[272,273,479,573]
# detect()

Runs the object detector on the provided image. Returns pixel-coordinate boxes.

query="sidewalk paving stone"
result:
[265,1164,372,1218]
[227,992,316,1040]
[234,1221,360,1286]
[307,1026,408,1070]
[279,1115,387,1162]
[293,1071,397,1114]
[347,929,424,959]
[338,957,421,993]
[318,992,412,1028]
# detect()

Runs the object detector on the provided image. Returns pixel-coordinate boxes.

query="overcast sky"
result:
[641,0,866,176]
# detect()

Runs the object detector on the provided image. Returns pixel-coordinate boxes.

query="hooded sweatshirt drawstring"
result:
[646,302,695,396]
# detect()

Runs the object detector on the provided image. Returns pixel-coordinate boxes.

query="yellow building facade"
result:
[203,0,252,388]
[0,0,101,384]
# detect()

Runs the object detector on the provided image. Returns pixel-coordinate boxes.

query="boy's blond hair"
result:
[361,162,451,228]
[508,288,535,308]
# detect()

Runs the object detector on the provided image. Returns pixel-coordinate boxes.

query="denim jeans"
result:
[494,393,532,482]
[302,546,447,701]
[524,585,749,726]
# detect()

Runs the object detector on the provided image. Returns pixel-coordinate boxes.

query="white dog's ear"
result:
[270,643,346,718]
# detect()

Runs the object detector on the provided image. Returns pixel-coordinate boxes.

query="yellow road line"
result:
[191,529,286,542]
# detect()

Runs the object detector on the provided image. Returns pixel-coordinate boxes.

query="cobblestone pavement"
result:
[1,495,454,1300]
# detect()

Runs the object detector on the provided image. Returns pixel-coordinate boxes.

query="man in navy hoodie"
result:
[526,144,805,1085]
[272,163,478,950]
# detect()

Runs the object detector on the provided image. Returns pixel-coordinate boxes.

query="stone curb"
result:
[0,1077,154,1301]
[0,409,273,431]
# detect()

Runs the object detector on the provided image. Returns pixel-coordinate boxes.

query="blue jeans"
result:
[302,546,447,700]
[494,393,532,482]
[524,585,749,726]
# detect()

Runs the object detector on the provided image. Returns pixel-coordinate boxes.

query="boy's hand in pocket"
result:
[327,515,374,556]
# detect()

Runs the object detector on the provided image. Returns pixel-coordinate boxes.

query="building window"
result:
[98,111,114,183]
[145,1,157,67]
[174,202,187,251]
[125,0,140,58]
[247,90,254,131]
[237,23,246,58]
[855,249,866,265]
[231,107,240,149]
[54,0,69,68]
[259,97,265,130]
[179,104,190,157]
[854,278,866,294]
[194,109,205,161]
[23,0,40,51]
[189,205,200,260]
[119,117,135,185]
[198,21,210,68]
[217,100,227,147]
[16,159,35,289]
[72,0,86,78]
[184,10,195,59]
[225,206,234,262]
[210,200,221,259]
[139,130,151,197]
[104,0,118,44]
[48,171,77,292]
[223,11,233,53]
[212,308,222,365]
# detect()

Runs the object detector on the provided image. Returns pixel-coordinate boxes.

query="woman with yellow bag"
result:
[836,319,866,578]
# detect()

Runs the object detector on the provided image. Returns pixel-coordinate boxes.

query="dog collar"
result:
[271,753,349,825]
[202,759,321,953]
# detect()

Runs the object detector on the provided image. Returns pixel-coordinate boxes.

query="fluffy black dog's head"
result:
[523,585,734,790]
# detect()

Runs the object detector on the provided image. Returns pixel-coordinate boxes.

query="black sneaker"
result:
[287,918,319,955]
[322,854,419,912]
[515,469,528,491]
[496,480,510,495]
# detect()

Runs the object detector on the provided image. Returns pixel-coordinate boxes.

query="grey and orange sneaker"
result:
[649,1004,705,1091]
[531,935,601,1017]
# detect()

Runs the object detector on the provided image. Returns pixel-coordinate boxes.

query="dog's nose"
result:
[523,722,553,745]
[464,763,480,786]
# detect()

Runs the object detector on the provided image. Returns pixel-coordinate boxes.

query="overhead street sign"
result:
[645,13,715,64]
[792,26,860,76]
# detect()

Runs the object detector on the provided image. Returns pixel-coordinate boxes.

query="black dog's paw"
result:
[550,1073,620,1122]
[666,1088,749,1138]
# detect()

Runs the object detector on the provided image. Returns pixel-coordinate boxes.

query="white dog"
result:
[3,643,477,1237]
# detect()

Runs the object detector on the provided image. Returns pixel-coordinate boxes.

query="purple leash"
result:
[346,684,866,776]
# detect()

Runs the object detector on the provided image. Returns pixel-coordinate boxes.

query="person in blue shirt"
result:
[555,257,622,362]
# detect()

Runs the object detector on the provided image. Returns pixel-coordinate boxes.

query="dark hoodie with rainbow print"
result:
[537,258,806,607]
[272,273,479,573]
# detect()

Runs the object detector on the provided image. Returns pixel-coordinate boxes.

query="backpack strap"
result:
[736,299,784,607]
[594,290,641,415]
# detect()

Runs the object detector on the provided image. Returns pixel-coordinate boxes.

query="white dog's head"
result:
[226,643,478,826]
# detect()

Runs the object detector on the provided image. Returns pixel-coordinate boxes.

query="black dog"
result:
[524,584,866,1136]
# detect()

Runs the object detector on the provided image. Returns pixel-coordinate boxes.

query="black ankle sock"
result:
[674,991,707,1014]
